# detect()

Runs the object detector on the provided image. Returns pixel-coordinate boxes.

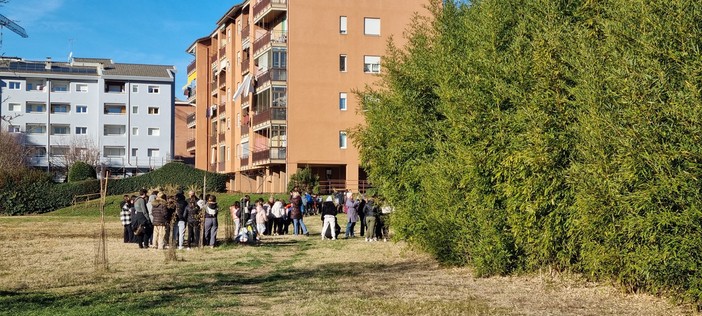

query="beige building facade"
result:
[185,0,426,193]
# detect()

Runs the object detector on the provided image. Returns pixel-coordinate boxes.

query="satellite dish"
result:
[0,13,27,38]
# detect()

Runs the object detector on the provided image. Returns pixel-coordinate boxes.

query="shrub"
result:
[287,167,319,194]
[67,161,97,182]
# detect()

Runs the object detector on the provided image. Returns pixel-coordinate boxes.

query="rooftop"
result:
[0,57,175,78]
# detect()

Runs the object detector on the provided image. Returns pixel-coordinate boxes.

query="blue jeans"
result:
[204,217,218,246]
[345,221,356,237]
[292,218,308,235]
[173,221,185,248]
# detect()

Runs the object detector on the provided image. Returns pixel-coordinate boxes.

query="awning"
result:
[232,74,252,101]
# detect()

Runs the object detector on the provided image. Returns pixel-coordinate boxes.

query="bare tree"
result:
[0,129,28,171]
[50,135,101,169]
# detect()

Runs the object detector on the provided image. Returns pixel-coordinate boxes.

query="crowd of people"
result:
[119,187,391,249]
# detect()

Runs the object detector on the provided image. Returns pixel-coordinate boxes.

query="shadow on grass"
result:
[0,258,427,315]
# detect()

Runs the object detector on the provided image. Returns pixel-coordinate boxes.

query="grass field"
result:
[0,195,692,315]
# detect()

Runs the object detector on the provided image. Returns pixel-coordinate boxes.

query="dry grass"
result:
[0,213,693,315]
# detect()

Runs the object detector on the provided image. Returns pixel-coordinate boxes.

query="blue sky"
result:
[1,0,237,97]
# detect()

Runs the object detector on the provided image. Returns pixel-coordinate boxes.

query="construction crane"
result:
[0,13,27,38]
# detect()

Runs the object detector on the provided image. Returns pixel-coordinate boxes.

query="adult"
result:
[173,190,188,250]
[133,189,152,246]
[265,196,275,235]
[186,197,201,248]
[150,193,168,250]
[255,201,268,239]
[358,195,367,237]
[204,195,219,247]
[290,191,309,236]
[119,195,132,243]
[320,196,337,240]
[230,201,242,240]
[344,192,359,238]
[271,199,285,235]
[363,197,379,242]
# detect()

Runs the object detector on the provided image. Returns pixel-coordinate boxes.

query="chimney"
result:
[45,57,52,70]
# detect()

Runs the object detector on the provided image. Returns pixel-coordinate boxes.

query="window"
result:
[340,55,347,72]
[131,148,138,156]
[147,128,160,136]
[29,146,47,157]
[51,124,70,135]
[50,146,69,157]
[103,146,126,157]
[219,145,225,161]
[339,92,348,111]
[148,86,160,94]
[272,86,287,107]
[75,84,88,92]
[364,18,381,36]
[75,127,87,135]
[8,81,21,90]
[103,125,126,136]
[147,148,160,157]
[76,105,88,113]
[340,16,348,34]
[26,124,46,134]
[148,107,159,115]
[132,127,139,136]
[132,106,138,114]
[339,131,348,149]
[8,103,20,112]
[52,81,69,92]
[26,80,45,91]
[8,125,20,133]
[26,103,46,113]
[272,48,287,68]
[50,103,70,114]
[132,85,138,93]
[105,81,125,93]
[104,104,126,115]
[227,146,231,160]
[364,56,381,74]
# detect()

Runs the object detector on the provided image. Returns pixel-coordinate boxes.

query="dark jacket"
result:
[290,195,303,219]
[151,198,168,226]
[186,204,200,224]
[320,201,337,220]
[174,193,187,221]
[131,211,151,232]
[363,200,377,217]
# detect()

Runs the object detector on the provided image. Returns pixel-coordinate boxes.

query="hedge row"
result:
[0,162,229,215]
[354,0,702,304]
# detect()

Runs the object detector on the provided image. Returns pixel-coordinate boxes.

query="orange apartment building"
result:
[184,0,427,193]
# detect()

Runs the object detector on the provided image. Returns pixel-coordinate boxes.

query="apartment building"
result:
[185,0,426,193]
[0,57,176,175]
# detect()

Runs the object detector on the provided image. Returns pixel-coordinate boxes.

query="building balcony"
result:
[218,102,226,116]
[186,60,196,75]
[252,107,286,128]
[241,58,250,74]
[253,0,287,24]
[253,30,287,57]
[240,156,250,168]
[210,135,217,145]
[255,67,287,90]
[218,132,226,143]
[209,54,217,65]
[252,147,286,165]
[186,113,196,128]
[217,162,226,172]
[186,138,195,151]
[241,122,250,137]
[211,81,218,94]
[219,46,226,58]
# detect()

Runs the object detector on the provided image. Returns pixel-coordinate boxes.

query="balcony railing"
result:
[209,54,217,64]
[253,0,287,21]
[218,102,226,115]
[218,162,225,171]
[241,58,250,73]
[219,46,226,58]
[252,147,286,163]
[252,107,286,126]
[218,132,226,143]
[186,60,196,74]
[211,81,217,93]
[253,30,287,54]
[255,67,287,89]
[186,113,196,128]
[241,23,250,40]
[240,156,249,167]
[186,138,195,150]
[210,135,217,145]
[241,122,250,137]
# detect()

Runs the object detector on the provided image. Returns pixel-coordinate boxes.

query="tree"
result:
[287,167,319,194]
[50,135,101,169]
[0,130,28,172]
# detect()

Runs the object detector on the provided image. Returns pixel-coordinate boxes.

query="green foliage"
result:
[0,169,54,215]
[287,167,319,194]
[353,0,702,303]
[106,162,229,196]
[67,161,97,182]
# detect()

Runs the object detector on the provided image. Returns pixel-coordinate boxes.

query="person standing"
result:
[204,195,219,247]
[173,190,188,250]
[133,189,152,247]
[271,199,284,235]
[255,201,268,240]
[344,192,359,238]
[265,196,275,235]
[358,195,367,237]
[290,191,308,236]
[230,201,242,240]
[320,196,337,240]
[119,195,133,243]
[186,197,201,249]
[363,197,378,242]
[150,193,168,250]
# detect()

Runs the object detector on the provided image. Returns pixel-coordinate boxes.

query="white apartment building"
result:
[0,57,176,174]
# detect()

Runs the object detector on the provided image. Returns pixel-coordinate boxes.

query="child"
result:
[255,201,268,240]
